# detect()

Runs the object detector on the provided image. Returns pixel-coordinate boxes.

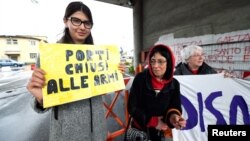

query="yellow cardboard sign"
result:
[39,43,125,108]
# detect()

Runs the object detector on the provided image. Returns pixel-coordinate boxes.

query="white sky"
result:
[0,0,134,52]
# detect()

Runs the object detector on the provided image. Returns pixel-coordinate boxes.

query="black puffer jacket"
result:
[174,62,217,75]
[128,69,181,130]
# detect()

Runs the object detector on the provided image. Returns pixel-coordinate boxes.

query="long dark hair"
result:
[60,1,94,44]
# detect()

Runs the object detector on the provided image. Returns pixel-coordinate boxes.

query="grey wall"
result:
[133,0,250,65]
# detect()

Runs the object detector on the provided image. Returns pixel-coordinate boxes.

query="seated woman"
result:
[127,44,186,141]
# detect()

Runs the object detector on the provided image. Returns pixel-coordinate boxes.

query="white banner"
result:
[173,74,250,141]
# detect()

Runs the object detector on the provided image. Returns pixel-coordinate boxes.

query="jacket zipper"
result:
[89,98,93,132]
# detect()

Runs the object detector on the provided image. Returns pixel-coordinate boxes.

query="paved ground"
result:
[0,69,50,141]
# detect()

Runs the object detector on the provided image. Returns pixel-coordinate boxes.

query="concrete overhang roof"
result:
[95,0,133,8]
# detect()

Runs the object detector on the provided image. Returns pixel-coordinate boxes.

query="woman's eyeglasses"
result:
[191,53,205,58]
[68,17,92,29]
[150,60,167,66]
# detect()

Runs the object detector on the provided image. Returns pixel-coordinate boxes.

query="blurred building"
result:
[0,35,47,64]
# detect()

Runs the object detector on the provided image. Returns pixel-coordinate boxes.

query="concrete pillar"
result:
[133,0,143,69]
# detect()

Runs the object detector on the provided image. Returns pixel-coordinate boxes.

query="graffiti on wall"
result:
[156,29,250,78]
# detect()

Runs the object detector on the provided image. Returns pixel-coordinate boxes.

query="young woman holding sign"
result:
[26,1,125,141]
